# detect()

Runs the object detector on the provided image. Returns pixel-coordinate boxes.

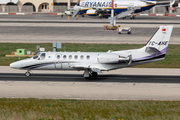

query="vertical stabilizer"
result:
[145,25,173,53]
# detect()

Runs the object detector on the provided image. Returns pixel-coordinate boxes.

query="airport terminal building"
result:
[0,0,179,14]
[0,0,77,13]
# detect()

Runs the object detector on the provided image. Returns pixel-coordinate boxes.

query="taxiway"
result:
[0,15,179,44]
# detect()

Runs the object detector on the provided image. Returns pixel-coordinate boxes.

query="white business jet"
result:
[72,0,175,19]
[10,25,173,78]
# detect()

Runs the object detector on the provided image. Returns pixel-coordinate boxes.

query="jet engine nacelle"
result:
[97,53,120,64]
[86,9,97,16]
[97,53,132,64]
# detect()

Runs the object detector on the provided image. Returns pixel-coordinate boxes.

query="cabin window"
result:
[69,55,72,60]
[86,55,90,60]
[63,55,66,59]
[80,55,84,60]
[75,55,78,59]
[40,53,46,60]
[57,55,60,59]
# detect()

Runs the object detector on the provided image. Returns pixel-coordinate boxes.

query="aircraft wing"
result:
[157,0,176,5]
[154,0,176,7]
[70,64,103,73]
[141,0,176,6]
[140,0,157,4]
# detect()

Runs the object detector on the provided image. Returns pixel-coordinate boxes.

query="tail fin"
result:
[145,25,173,53]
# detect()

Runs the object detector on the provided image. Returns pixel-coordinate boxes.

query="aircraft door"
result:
[55,54,62,69]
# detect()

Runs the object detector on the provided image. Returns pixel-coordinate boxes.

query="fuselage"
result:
[75,0,156,16]
[10,46,165,71]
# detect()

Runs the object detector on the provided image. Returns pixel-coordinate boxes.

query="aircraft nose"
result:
[74,5,79,10]
[10,62,19,69]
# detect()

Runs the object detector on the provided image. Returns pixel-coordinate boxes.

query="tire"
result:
[119,32,121,34]
[25,72,31,77]
[85,74,91,79]
[92,72,98,78]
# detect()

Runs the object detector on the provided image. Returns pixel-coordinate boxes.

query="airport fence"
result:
[22,6,34,13]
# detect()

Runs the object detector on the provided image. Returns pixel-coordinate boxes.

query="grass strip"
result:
[0,98,180,120]
[0,43,180,68]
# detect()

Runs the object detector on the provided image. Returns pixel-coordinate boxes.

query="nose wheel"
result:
[25,71,31,77]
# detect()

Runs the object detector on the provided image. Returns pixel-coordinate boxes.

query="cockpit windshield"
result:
[40,53,46,60]
[33,53,40,59]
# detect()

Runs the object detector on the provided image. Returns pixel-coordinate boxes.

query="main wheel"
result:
[85,74,91,79]
[25,72,31,77]
[92,72,98,78]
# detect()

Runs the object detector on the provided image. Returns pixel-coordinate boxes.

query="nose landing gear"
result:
[25,71,31,77]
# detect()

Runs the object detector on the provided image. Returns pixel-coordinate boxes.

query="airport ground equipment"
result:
[53,43,62,52]
[118,27,131,34]
[64,8,74,16]
[16,49,26,55]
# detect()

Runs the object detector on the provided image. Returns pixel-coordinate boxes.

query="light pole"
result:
[110,0,115,26]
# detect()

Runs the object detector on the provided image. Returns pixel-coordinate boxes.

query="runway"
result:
[0,67,180,100]
[0,73,180,100]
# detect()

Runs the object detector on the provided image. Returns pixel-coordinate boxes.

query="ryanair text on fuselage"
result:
[81,2,112,7]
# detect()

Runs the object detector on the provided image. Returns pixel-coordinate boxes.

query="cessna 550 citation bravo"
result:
[10,25,173,78]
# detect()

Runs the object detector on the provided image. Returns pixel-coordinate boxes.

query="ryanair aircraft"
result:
[72,0,175,18]
[10,26,173,78]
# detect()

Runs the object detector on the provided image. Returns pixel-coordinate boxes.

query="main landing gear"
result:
[25,71,31,77]
[83,69,98,79]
